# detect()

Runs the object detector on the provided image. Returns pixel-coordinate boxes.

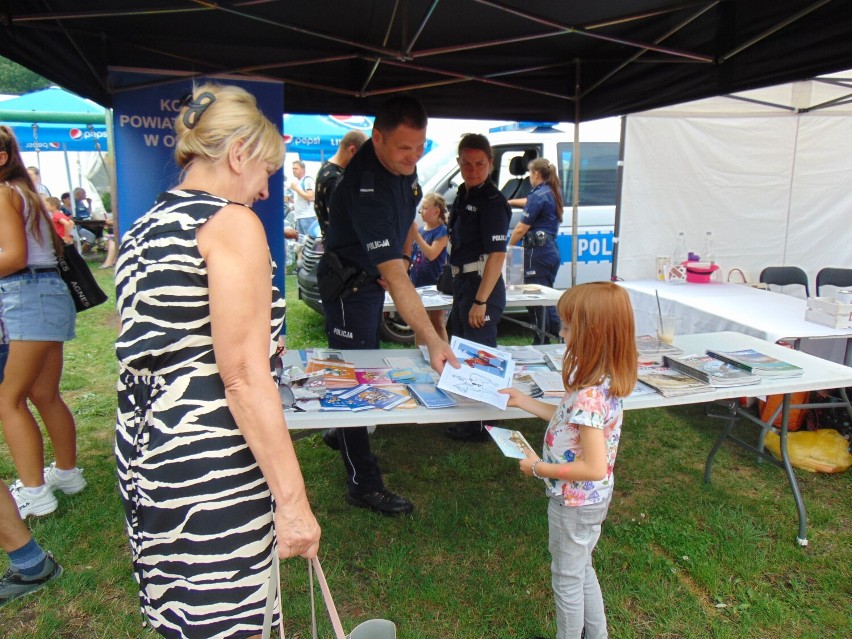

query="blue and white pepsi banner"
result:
[7,123,108,152]
[112,72,285,293]
[283,114,373,161]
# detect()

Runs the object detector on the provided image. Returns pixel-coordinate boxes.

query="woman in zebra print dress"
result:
[114,84,321,639]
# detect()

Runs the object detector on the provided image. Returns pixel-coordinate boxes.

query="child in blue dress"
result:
[409,192,449,342]
[501,282,637,639]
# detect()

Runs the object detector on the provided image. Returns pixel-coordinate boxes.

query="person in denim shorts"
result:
[0,125,85,520]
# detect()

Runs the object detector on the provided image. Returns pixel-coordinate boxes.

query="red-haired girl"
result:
[501,281,637,639]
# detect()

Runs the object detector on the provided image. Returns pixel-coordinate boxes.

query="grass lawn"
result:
[1,268,850,638]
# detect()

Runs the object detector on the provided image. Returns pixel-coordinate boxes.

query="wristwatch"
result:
[473,298,486,306]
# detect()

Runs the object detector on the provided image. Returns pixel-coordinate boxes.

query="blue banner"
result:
[112,72,285,293]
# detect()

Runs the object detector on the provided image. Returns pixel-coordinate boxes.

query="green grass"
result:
[1,269,850,638]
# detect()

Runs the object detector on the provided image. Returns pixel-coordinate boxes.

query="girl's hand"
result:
[519,453,540,477]
[499,386,527,408]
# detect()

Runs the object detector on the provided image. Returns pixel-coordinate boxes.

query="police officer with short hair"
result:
[318,94,457,515]
[445,133,511,442]
[508,157,562,343]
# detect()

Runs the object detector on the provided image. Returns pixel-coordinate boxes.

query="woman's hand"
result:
[275,496,321,559]
[467,303,486,328]
[519,453,540,477]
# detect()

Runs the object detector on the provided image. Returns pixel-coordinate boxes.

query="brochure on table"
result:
[437,337,515,409]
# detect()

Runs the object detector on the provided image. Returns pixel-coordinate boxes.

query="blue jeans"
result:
[548,496,611,639]
[0,268,75,341]
[0,343,8,383]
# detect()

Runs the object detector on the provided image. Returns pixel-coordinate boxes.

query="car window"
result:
[557,142,619,206]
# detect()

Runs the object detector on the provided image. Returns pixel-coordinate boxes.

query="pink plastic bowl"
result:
[683,262,720,283]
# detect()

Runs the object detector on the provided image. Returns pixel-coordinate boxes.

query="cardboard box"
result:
[805,296,852,328]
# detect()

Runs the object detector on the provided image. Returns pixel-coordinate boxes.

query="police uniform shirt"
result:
[327,140,421,276]
[521,183,559,235]
[448,180,511,266]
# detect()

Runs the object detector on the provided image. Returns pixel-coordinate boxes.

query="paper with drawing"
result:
[437,337,515,409]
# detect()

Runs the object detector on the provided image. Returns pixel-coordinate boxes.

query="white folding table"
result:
[281,331,852,545]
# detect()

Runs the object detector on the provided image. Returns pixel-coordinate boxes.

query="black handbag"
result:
[55,241,108,313]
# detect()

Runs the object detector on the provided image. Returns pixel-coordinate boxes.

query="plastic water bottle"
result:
[703,231,715,264]
[672,232,687,265]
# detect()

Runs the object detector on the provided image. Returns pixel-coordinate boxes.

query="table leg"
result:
[704,401,738,484]
[778,394,808,546]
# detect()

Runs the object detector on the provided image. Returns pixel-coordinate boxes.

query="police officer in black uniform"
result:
[508,156,563,343]
[317,94,457,515]
[445,133,511,442]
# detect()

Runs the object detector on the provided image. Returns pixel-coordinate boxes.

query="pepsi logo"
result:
[49,142,61,149]
[283,134,293,144]
[69,128,83,140]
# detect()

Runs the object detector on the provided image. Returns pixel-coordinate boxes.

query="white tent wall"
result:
[21,150,110,217]
[616,79,852,293]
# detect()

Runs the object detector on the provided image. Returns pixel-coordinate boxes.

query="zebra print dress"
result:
[114,190,287,639]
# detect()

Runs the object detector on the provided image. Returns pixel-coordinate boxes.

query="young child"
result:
[408,192,449,342]
[46,196,74,244]
[500,282,637,639]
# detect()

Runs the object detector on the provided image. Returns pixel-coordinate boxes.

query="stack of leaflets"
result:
[636,365,714,397]
[355,368,394,385]
[319,391,372,411]
[663,353,762,387]
[511,371,542,398]
[544,346,566,371]
[629,381,657,398]
[305,358,358,389]
[705,349,804,378]
[636,335,683,364]
[407,383,457,408]
[336,384,411,410]
[485,425,537,459]
[502,345,546,365]
[529,370,565,397]
[437,337,515,409]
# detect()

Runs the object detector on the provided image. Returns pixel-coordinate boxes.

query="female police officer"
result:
[508,157,562,344]
[445,133,511,442]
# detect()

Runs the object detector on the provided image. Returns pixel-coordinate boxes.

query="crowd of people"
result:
[0,87,635,639]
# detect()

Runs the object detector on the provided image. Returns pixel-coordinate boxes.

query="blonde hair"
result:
[174,83,284,172]
[0,125,52,242]
[558,282,638,398]
[421,192,448,225]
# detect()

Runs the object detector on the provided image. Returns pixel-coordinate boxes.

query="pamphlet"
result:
[705,349,804,377]
[305,358,359,388]
[485,425,537,459]
[407,383,457,408]
[437,336,515,409]
[664,353,762,387]
[529,370,565,397]
[338,384,411,410]
[636,364,714,397]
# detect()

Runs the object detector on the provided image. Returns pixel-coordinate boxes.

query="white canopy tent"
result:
[616,70,852,292]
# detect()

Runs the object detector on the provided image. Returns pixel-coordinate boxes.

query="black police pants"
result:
[524,241,561,344]
[321,282,385,495]
[447,273,505,348]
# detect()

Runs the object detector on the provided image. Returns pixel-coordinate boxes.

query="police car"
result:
[297,123,620,343]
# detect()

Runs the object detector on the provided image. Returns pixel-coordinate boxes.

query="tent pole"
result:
[31,124,42,172]
[62,144,74,196]
[610,115,627,281]
[571,59,580,287]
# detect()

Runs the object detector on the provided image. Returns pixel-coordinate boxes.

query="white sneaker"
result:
[10,481,58,519]
[43,463,87,495]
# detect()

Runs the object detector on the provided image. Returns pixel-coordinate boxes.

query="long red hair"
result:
[558,282,638,398]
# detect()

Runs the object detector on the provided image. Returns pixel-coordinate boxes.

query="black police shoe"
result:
[346,489,414,516]
[445,421,490,442]
[321,429,340,450]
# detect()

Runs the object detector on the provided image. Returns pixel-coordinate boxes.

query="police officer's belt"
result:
[523,231,556,247]
[451,256,486,277]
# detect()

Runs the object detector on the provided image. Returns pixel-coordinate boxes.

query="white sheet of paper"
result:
[437,336,515,410]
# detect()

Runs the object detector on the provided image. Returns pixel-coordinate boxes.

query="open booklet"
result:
[485,425,537,459]
[437,336,515,409]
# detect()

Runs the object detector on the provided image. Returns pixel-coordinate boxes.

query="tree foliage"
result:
[0,56,52,94]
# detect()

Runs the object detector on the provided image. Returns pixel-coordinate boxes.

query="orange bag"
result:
[759,392,810,431]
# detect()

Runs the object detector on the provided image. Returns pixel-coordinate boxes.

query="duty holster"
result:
[318,250,373,302]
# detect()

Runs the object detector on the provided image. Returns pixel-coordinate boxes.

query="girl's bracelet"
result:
[531,459,545,479]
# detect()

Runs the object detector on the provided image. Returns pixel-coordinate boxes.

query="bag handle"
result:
[727,267,747,284]
[262,548,286,639]
[263,554,347,639]
[309,557,347,639]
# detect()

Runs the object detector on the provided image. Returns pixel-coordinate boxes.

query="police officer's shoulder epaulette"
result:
[358,171,376,196]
